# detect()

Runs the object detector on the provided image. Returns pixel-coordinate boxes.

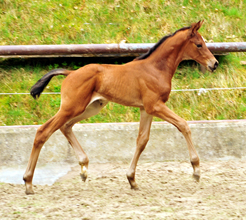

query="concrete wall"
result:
[0,120,246,166]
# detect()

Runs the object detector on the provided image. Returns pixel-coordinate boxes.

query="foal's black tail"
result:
[30,69,72,99]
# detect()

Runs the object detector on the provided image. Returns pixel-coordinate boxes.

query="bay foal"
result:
[24,21,218,194]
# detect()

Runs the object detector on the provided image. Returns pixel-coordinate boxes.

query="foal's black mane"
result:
[135,26,191,60]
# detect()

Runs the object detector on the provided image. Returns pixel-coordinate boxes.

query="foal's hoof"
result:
[129,182,139,190]
[80,173,87,182]
[131,186,140,190]
[25,183,35,195]
[193,173,200,182]
[25,189,35,195]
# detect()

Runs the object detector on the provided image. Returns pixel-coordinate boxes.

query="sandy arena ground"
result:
[1,161,246,219]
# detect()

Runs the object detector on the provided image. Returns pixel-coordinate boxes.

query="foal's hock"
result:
[23,21,218,194]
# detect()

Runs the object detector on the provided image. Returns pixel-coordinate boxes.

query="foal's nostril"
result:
[214,61,219,69]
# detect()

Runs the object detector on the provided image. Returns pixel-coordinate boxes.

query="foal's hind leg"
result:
[60,123,89,182]
[127,109,153,189]
[60,98,108,183]
[23,111,71,194]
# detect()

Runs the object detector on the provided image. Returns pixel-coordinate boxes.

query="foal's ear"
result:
[190,20,204,37]
[195,20,204,31]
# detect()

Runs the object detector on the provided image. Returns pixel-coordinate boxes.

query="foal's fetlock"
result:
[80,173,87,182]
[23,174,35,194]
[79,162,88,182]
[126,171,139,190]
[191,158,200,181]
[127,176,139,190]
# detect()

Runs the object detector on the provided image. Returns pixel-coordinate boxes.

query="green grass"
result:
[1,0,246,44]
[0,0,246,125]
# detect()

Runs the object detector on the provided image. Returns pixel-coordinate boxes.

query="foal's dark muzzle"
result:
[213,61,219,70]
[208,60,219,72]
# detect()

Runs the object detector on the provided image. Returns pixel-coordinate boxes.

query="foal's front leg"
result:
[151,101,200,180]
[127,109,153,189]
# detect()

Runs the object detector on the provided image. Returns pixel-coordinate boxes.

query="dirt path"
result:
[1,161,246,219]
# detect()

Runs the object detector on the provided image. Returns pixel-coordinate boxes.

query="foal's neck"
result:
[148,31,189,76]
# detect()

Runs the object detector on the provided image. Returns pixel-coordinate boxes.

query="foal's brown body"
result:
[23,21,218,194]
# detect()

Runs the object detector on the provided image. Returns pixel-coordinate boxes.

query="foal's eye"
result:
[196,44,202,48]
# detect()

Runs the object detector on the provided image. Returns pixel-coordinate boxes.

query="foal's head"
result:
[183,21,218,72]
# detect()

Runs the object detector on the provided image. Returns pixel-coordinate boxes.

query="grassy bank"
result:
[0,0,246,126]
[1,0,246,44]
